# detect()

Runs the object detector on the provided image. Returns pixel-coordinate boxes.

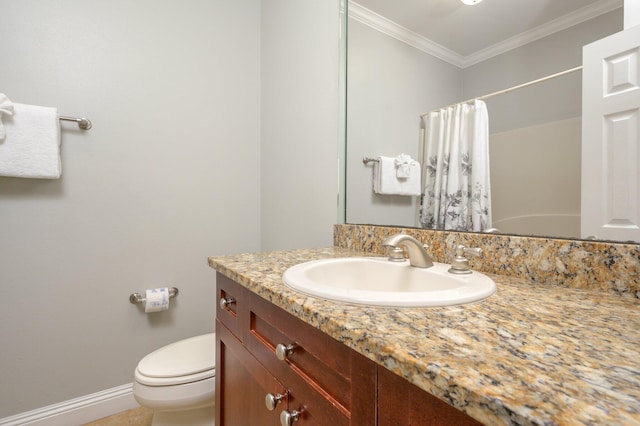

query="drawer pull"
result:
[275,343,296,361]
[219,297,236,310]
[265,392,285,411]
[280,409,302,425]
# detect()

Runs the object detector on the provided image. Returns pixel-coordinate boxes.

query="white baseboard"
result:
[0,383,139,426]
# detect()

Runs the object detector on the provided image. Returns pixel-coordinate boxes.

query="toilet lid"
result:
[137,333,216,380]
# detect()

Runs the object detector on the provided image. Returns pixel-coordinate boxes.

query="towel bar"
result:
[363,157,379,165]
[59,115,92,130]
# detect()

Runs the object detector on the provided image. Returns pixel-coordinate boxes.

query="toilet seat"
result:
[135,333,216,387]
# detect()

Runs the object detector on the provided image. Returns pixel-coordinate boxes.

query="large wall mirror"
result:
[343,0,638,243]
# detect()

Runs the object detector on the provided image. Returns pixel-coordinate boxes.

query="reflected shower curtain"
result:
[418,100,492,231]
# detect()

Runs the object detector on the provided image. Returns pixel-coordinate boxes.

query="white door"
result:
[582,25,640,242]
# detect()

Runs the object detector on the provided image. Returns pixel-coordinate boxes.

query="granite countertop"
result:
[208,247,640,426]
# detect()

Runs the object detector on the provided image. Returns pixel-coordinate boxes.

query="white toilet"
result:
[133,333,216,426]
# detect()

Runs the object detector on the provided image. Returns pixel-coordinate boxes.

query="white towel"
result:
[373,155,421,196]
[0,93,14,141]
[0,103,61,179]
[394,153,413,178]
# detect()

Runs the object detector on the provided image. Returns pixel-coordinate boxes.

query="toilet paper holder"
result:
[129,287,179,304]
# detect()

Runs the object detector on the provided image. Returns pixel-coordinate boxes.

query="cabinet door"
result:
[217,321,284,426]
[377,366,482,426]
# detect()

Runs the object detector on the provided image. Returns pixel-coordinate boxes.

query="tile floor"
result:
[82,406,153,425]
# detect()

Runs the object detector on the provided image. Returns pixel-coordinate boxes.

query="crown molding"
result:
[463,0,624,67]
[348,2,466,67]
[349,0,624,69]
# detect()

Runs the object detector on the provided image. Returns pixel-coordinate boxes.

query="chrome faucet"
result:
[382,234,434,268]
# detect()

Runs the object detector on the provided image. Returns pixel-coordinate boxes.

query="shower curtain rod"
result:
[419,65,583,117]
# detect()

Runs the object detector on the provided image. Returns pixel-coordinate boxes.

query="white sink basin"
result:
[283,257,496,307]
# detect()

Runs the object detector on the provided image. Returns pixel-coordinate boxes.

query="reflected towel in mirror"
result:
[374,155,421,196]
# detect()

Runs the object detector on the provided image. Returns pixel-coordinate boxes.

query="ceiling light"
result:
[461,0,483,5]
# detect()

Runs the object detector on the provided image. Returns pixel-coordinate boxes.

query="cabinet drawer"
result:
[280,357,350,426]
[244,289,354,413]
[216,274,243,337]
[217,319,351,425]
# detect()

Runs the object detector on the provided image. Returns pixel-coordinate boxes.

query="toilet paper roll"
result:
[145,287,170,313]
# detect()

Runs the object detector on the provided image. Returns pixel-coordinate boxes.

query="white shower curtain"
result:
[418,100,492,231]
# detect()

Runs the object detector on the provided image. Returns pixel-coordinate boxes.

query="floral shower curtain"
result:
[418,100,492,231]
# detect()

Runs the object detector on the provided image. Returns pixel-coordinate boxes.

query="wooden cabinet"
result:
[215,273,481,426]
[217,322,283,425]
[216,274,376,425]
[378,364,482,426]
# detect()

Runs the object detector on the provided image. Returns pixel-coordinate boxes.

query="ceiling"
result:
[352,0,622,58]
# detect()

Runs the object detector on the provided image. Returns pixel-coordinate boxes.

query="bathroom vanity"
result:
[215,273,480,425]
[209,241,640,425]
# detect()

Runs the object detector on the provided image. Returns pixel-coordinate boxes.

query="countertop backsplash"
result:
[334,224,640,298]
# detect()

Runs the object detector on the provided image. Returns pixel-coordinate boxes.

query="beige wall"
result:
[0,0,343,417]
[346,18,463,227]
[490,118,582,238]
[260,0,340,251]
[462,9,623,134]
[0,0,261,417]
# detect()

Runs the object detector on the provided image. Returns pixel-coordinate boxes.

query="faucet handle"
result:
[455,245,482,258]
[387,246,406,262]
[449,245,482,274]
[387,244,429,261]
